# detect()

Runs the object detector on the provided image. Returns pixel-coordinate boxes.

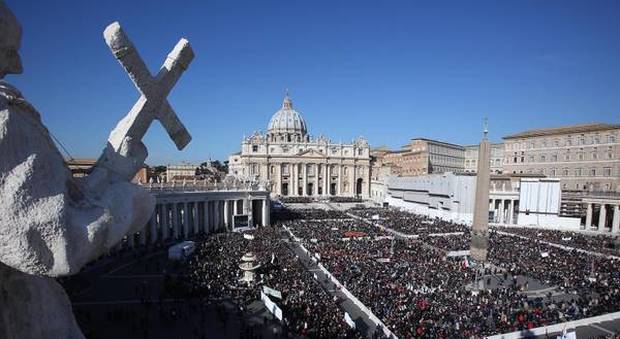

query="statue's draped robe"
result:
[0,81,154,339]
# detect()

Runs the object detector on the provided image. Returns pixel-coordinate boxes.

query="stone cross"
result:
[103,21,193,155]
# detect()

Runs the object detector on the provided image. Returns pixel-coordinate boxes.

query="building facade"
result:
[369,138,465,177]
[410,138,465,174]
[464,143,505,174]
[229,94,371,198]
[382,173,585,230]
[502,123,620,192]
[167,164,198,182]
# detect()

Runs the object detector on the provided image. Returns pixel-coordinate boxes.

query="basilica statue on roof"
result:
[228,93,371,199]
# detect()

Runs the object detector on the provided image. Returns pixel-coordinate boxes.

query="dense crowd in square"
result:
[497,227,619,256]
[277,206,620,338]
[181,227,364,338]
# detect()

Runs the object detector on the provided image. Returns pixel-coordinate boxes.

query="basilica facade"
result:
[229,94,371,199]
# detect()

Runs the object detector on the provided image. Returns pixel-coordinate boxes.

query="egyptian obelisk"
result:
[470,119,491,262]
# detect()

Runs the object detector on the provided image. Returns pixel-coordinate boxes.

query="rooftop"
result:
[503,123,620,140]
[408,138,465,149]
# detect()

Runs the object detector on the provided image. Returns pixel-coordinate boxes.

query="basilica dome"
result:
[267,93,308,142]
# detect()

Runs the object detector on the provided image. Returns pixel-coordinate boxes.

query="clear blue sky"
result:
[6,0,620,165]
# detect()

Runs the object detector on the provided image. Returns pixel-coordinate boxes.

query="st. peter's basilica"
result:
[228,93,371,199]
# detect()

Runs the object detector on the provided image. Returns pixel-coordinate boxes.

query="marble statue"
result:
[0,2,193,338]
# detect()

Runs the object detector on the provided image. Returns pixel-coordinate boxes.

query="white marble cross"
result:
[103,21,193,153]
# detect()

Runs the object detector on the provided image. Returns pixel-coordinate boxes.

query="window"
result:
[282,164,289,175]
[529,155,535,162]
[550,169,556,176]
[552,154,558,162]
[252,145,258,152]
[566,138,572,146]
[563,168,569,176]
[575,168,582,176]
[604,168,612,176]
[608,135,616,143]
[590,168,596,176]
[592,152,598,160]
[540,155,546,162]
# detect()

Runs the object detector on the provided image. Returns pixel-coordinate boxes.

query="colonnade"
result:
[490,198,519,225]
[269,162,369,198]
[584,201,620,234]
[121,190,271,249]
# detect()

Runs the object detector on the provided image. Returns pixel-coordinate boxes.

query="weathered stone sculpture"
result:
[0,2,193,338]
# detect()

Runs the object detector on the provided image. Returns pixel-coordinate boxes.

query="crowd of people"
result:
[181,227,364,338]
[278,205,620,338]
[498,226,619,256]
[272,207,351,221]
[64,202,620,339]
[349,207,468,235]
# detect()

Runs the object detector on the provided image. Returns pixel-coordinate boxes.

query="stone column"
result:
[612,205,620,234]
[262,198,270,227]
[585,203,593,229]
[470,133,491,262]
[510,200,516,224]
[302,163,307,196]
[161,204,169,241]
[350,166,356,197]
[171,203,179,240]
[202,200,211,234]
[276,163,282,195]
[338,165,343,195]
[598,204,607,231]
[215,201,221,230]
[324,164,330,196]
[314,164,320,196]
[224,200,230,229]
[290,164,296,196]
[182,202,189,239]
[149,210,158,244]
[192,202,199,235]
